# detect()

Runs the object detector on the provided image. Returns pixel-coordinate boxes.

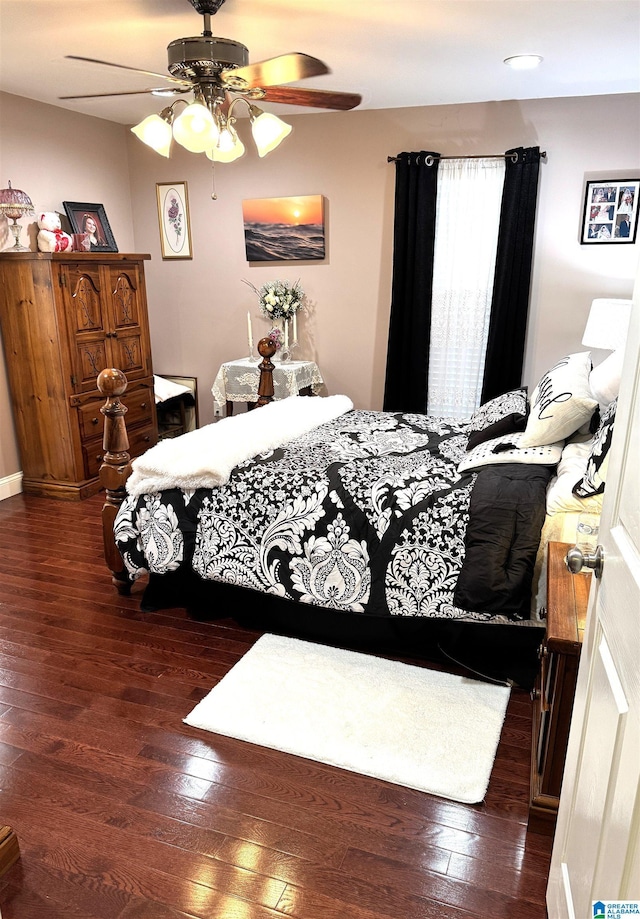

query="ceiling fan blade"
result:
[59,88,190,100]
[65,55,192,87]
[222,52,329,90]
[261,86,362,111]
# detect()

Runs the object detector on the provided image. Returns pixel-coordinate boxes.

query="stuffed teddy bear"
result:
[37,212,73,253]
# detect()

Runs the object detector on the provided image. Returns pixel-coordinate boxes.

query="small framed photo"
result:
[580,180,639,244]
[63,202,118,251]
[156,182,192,259]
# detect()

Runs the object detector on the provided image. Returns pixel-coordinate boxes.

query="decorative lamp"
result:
[248,105,293,157]
[0,180,35,251]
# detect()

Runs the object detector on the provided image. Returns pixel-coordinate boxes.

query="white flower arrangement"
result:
[244,278,305,321]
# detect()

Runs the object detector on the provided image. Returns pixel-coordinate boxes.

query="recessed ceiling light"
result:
[504,54,543,70]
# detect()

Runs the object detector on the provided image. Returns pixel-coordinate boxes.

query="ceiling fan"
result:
[60,0,361,161]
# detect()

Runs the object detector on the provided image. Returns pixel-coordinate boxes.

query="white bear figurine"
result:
[37,212,73,253]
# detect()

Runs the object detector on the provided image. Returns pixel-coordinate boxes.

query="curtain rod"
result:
[387,151,547,163]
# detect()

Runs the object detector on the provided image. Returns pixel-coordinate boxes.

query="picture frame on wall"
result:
[62,201,118,252]
[156,182,192,259]
[580,179,639,244]
[242,195,325,261]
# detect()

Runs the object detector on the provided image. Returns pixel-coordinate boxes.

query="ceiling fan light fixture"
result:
[130,111,174,157]
[248,106,292,157]
[172,101,219,152]
[206,127,245,162]
[503,54,543,70]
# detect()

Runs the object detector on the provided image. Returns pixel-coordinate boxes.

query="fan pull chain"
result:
[211,161,217,200]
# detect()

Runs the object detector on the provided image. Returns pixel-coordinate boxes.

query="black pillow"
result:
[466,388,529,450]
[573,398,617,498]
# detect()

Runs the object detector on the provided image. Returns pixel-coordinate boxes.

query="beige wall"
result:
[1,90,638,489]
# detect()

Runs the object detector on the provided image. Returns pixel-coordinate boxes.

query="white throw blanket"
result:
[126,394,354,496]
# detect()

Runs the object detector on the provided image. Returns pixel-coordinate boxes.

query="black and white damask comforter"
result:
[114,409,552,623]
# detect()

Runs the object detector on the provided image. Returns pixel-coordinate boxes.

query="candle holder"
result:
[247,348,258,363]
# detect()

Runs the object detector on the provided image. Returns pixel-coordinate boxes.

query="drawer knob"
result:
[91,417,99,425]
[140,402,147,409]
[143,435,150,442]
[530,687,541,701]
[96,454,103,463]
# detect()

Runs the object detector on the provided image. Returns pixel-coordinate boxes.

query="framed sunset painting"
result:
[242,195,325,261]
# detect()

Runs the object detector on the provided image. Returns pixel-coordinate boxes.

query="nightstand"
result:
[528,541,590,835]
[212,358,324,416]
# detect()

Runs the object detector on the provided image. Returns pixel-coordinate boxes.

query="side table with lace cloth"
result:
[211,358,325,416]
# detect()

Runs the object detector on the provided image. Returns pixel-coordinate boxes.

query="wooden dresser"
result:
[528,540,590,834]
[0,252,157,499]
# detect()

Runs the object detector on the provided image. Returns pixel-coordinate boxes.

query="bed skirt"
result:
[140,569,544,690]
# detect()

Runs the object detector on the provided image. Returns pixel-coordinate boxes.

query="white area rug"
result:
[184,633,511,804]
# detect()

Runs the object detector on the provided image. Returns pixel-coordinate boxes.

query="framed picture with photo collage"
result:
[580,179,639,244]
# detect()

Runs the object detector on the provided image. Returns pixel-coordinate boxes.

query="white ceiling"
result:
[1,0,639,125]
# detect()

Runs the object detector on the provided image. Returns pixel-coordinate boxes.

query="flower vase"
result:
[269,322,282,362]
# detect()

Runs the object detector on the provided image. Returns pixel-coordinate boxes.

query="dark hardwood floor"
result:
[0,491,553,918]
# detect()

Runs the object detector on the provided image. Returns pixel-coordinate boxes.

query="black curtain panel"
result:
[481,146,542,403]
[383,151,440,412]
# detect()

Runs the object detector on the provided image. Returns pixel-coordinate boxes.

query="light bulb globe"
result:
[173,102,219,153]
[131,114,173,157]
[251,112,292,157]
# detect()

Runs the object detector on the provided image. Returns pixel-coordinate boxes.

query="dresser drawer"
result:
[78,384,154,441]
[82,423,157,479]
[124,385,155,429]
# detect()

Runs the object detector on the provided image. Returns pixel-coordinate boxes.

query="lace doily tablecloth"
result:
[212,358,324,413]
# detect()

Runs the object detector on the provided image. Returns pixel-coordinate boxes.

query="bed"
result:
[98,341,614,690]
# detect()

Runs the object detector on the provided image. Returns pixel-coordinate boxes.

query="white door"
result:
[546,273,640,916]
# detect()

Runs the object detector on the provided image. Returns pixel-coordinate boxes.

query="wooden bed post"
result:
[256,337,276,408]
[97,357,276,593]
[97,368,133,594]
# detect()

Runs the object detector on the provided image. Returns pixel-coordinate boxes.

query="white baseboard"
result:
[0,471,23,501]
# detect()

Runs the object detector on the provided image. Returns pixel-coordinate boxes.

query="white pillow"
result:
[589,350,623,411]
[520,352,598,447]
[458,432,563,473]
[546,441,605,515]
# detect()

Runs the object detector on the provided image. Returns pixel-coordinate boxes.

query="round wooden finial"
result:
[257,336,277,359]
[97,368,128,398]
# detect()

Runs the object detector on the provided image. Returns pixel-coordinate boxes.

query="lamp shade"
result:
[250,111,292,157]
[131,114,173,157]
[206,129,245,163]
[0,180,34,219]
[172,102,219,153]
[582,298,633,351]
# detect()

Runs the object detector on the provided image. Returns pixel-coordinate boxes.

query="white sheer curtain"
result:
[427,157,506,418]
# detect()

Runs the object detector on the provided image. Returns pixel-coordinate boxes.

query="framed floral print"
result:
[580,179,639,244]
[156,182,192,259]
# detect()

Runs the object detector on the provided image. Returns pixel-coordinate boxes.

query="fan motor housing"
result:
[167,35,249,79]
